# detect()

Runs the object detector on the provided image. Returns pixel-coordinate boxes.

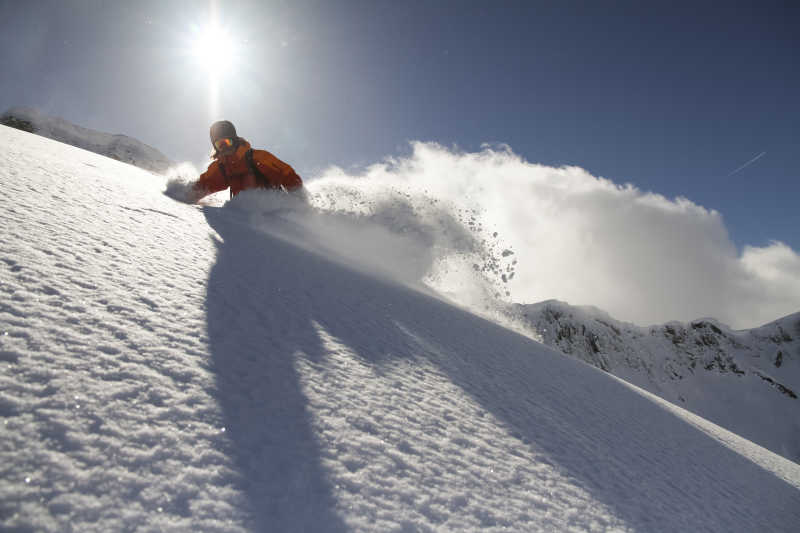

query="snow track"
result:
[1,126,799,531]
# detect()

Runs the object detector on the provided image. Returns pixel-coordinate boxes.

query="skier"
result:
[190,120,303,202]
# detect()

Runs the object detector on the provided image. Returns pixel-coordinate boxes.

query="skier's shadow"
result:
[203,206,348,533]
[203,203,799,532]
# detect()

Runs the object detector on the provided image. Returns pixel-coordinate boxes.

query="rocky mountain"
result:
[506,299,800,462]
[1,107,173,174]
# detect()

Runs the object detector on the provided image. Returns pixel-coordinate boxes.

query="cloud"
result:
[738,241,800,323]
[305,142,799,329]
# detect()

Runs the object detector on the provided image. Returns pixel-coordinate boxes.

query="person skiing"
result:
[190,120,303,202]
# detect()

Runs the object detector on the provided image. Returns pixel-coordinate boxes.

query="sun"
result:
[190,22,237,73]
[186,7,242,119]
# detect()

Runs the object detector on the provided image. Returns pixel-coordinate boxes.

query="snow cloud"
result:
[306,142,800,329]
[163,162,203,203]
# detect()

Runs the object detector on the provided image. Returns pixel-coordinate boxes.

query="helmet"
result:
[210,120,237,144]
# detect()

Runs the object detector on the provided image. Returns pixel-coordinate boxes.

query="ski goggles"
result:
[214,137,235,151]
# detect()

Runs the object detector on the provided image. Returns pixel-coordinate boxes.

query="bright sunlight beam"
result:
[188,1,239,119]
[191,23,235,71]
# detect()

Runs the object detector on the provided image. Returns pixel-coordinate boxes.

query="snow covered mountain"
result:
[506,300,800,463]
[1,106,173,174]
[1,124,799,532]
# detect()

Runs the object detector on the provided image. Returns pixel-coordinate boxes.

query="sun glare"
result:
[186,1,241,120]
[191,23,236,72]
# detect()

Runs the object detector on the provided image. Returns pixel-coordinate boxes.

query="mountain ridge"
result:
[506,298,800,462]
[1,106,173,174]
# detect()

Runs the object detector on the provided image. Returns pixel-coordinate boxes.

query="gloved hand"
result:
[164,178,205,203]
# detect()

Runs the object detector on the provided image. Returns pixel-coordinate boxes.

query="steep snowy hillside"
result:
[1,124,799,532]
[1,106,173,174]
[508,300,800,463]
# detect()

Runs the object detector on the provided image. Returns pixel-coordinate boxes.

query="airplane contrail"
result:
[727,151,766,177]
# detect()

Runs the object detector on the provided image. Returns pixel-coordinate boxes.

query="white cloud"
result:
[307,142,800,329]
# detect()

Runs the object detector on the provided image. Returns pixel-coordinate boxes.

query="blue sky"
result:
[1,1,797,250]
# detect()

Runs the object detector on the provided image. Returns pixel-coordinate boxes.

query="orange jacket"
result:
[194,139,303,199]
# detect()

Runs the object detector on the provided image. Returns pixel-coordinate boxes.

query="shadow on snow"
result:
[203,203,799,532]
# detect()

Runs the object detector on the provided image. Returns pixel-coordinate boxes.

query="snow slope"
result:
[506,300,800,463]
[1,106,173,174]
[1,124,799,532]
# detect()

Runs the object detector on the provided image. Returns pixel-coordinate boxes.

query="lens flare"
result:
[187,1,239,119]
[191,23,235,70]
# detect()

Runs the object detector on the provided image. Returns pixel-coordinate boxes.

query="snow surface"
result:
[1,107,173,174]
[2,124,800,532]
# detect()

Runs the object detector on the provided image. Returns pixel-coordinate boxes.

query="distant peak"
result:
[1,106,173,174]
